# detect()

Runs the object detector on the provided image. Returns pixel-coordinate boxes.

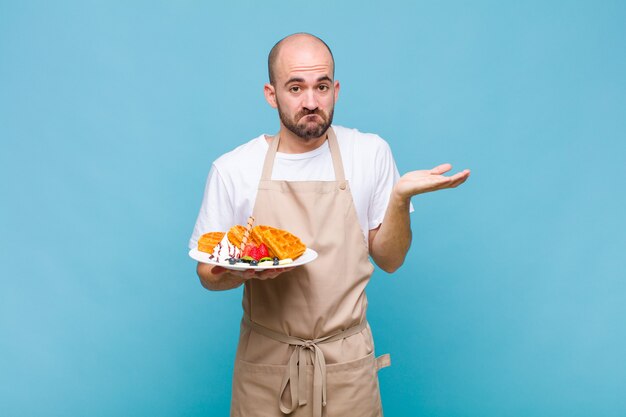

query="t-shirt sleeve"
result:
[188,165,235,249]
[368,140,413,230]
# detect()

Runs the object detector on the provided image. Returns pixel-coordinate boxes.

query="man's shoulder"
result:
[333,125,392,153]
[213,134,267,171]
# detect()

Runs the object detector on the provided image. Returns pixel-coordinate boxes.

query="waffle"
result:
[227,225,260,248]
[251,225,306,260]
[198,232,225,253]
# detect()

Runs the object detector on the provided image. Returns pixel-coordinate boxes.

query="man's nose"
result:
[302,90,318,110]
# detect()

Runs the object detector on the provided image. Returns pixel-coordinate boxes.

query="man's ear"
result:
[264,83,277,109]
[334,80,340,103]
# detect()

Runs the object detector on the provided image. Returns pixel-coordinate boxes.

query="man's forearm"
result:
[370,163,470,272]
[369,192,412,273]
[197,263,245,291]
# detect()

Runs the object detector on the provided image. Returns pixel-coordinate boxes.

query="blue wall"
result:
[1,1,625,416]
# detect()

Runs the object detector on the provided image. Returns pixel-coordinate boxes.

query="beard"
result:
[277,102,334,140]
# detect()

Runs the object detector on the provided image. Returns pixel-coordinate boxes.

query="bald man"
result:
[190,33,469,417]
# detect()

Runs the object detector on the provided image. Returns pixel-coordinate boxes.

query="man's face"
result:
[276,90,334,140]
[267,37,339,141]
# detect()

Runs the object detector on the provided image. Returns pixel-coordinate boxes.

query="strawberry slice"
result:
[249,245,263,261]
[258,243,270,259]
[242,243,255,258]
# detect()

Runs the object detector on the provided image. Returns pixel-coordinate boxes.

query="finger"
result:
[448,171,471,188]
[430,163,452,175]
[449,177,467,188]
[257,267,295,280]
[448,169,470,182]
[256,269,277,280]
[241,269,256,279]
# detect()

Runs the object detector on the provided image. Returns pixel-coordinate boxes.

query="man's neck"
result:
[273,126,329,154]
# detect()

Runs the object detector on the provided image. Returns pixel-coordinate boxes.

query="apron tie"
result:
[243,316,367,417]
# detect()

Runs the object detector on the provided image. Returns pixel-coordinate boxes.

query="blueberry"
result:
[273,259,279,266]
[250,260,258,266]
[228,257,236,265]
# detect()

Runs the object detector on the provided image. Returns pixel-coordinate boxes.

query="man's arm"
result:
[369,163,470,273]
[197,262,295,291]
[197,263,246,291]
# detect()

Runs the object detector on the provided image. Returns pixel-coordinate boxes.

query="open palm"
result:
[394,163,470,199]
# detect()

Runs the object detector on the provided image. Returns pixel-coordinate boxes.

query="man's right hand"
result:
[197,262,295,291]
[211,265,295,281]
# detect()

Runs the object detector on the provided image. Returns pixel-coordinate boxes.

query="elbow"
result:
[196,263,243,291]
[379,259,404,274]
[197,274,228,292]
[374,253,407,273]
[372,243,410,274]
[196,264,219,291]
[371,231,411,274]
[198,275,214,291]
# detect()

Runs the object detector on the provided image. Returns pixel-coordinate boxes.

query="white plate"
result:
[188,247,318,271]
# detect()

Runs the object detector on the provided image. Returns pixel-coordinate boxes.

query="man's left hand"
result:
[393,163,470,201]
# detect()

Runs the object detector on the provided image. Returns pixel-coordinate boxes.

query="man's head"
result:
[264,33,339,141]
[268,33,335,86]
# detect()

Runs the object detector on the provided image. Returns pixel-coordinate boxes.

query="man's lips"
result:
[300,113,323,122]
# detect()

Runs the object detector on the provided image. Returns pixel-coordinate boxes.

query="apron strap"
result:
[376,353,391,370]
[260,127,346,182]
[261,133,280,181]
[242,316,367,417]
[326,128,346,182]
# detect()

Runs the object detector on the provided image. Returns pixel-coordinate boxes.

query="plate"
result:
[188,247,318,271]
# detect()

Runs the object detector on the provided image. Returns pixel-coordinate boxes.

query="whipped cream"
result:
[209,233,241,263]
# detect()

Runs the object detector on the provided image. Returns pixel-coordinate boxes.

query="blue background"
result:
[1,1,625,416]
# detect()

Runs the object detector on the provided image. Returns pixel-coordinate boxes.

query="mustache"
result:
[296,108,326,120]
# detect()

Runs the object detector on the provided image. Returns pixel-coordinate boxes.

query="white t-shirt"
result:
[189,125,405,249]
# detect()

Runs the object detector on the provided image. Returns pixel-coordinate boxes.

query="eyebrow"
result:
[284,75,333,87]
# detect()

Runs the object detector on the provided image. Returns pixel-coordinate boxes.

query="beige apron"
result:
[231,128,390,417]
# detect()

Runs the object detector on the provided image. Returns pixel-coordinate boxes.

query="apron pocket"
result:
[231,359,288,417]
[324,352,384,417]
[231,352,387,417]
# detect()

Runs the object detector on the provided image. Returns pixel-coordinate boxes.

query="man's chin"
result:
[297,124,328,140]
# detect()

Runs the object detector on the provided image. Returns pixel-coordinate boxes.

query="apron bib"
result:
[231,128,390,417]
